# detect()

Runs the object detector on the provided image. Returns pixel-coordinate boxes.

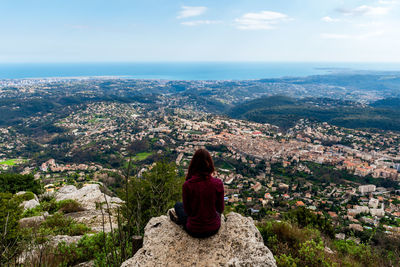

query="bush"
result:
[41,198,59,214]
[0,173,41,194]
[333,240,381,267]
[57,199,85,213]
[41,213,90,236]
[298,240,332,267]
[284,207,335,238]
[123,161,184,234]
[275,254,298,267]
[0,193,24,264]
[56,232,121,266]
[21,191,35,201]
[258,220,321,256]
[21,205,42,218]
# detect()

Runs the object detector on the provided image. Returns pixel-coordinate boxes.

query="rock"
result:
[49,235,84,246]
[55,184,123,210]
[16,191,40,210]
[335,233,345,240]
[17,235,85,264]
[22,199,40,210]
[16,191,39,202]
[65,210,118,232]
[19,214,47,228]
[324,246,334,254]
[73,260,95,267]
[121,212,277,267]
[58,185,78,194]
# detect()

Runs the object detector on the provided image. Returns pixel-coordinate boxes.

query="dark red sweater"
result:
[183,174,224,234]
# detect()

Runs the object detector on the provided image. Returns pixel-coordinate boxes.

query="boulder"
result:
[55,184,123,210]
[65,210,118,232]
[22,199,40,210]
[17,235,85,264]
[121,212,276,267]
[16,191,40,210]
[19,213,48,228]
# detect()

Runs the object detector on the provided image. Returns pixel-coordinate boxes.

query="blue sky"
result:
[1,0,400,62]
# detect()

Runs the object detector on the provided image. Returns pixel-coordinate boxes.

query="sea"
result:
[1,62,400,80]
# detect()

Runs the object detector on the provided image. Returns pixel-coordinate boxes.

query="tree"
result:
[0,193,23,264]
[123,161,184,235]
[0,173,41,194]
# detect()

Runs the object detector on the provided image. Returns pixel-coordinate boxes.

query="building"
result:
[358,185,376,194]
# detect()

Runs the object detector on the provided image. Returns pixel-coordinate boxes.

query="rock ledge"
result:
[121,212,276,267]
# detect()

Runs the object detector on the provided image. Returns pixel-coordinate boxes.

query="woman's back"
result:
[183,174,224,234]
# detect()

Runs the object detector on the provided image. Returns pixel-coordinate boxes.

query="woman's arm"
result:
[182,182,192,216]
[216,181,225,214]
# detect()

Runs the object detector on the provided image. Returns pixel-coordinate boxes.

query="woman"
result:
[170,148,224,238]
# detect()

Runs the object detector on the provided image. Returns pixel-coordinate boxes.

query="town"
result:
[1,91,399,241]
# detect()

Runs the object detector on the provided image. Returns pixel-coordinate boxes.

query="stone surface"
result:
[17,235,85,264]
[55,184,123,210]
[121,212,276,267]
[65,210,118,232]
[19,214,47,228]
[16,191,41,210]
[22,199,40,210]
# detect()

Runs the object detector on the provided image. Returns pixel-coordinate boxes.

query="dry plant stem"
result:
[100,204,111,267]
[103,193,117,265]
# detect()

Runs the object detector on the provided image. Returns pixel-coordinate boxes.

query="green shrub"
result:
[21,191,35,201]
[298,240,332,267]
[41,213,90,236]
[0,193,24,264]
[21,205,42,218]
[56,232,121,266]
[0,173,41,194]
[258,220,321,256]
[57,199,85,213]
[284,207,335,238]
[275,254,298,267]
[333,240,381,266]
[41,198,59,214]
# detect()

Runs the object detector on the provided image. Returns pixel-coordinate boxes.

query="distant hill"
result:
[228,96,400,131]
[371,98,400,109]
[260,73,400,92]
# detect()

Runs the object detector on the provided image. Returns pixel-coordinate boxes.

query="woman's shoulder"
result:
[210,176,224,187]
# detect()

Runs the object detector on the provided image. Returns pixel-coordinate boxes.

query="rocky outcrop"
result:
[65,210,118,232]
[22,198,40,210]
[17,235,85,264]
[16,191,40,210]
[55,184,123,210]
[19,213,48,228]
[121,212,277,267]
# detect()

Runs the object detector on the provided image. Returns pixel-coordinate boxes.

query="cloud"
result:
[320,33,350,39]
[337,5,390,16]
[177,6,207,19]
[378,0,399,5]
[235,11,291,30]
[321,31,384,40]
[321,16,341,23]
[181,20,221,26]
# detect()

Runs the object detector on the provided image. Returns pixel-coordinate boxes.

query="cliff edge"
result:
[121,212,276,267]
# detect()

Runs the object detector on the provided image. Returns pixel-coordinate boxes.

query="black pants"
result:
[174,202,220,238]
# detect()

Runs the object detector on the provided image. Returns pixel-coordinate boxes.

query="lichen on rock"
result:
[121,212,276,267]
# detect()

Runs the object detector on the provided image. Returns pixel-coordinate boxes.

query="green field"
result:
[0,159,24,166]
[132,152,152,161]
[215,160,235,171]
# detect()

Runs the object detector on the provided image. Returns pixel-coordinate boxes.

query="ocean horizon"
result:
[1,62,400,80]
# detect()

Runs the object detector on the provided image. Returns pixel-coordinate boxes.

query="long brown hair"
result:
[186,148,215,180]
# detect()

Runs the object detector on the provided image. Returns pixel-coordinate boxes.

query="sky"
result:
[1,0,400,63]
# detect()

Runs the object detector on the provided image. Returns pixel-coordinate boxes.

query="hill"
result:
[228,96,400,131]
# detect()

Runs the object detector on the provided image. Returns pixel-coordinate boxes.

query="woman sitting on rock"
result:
[169,148,224,238]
